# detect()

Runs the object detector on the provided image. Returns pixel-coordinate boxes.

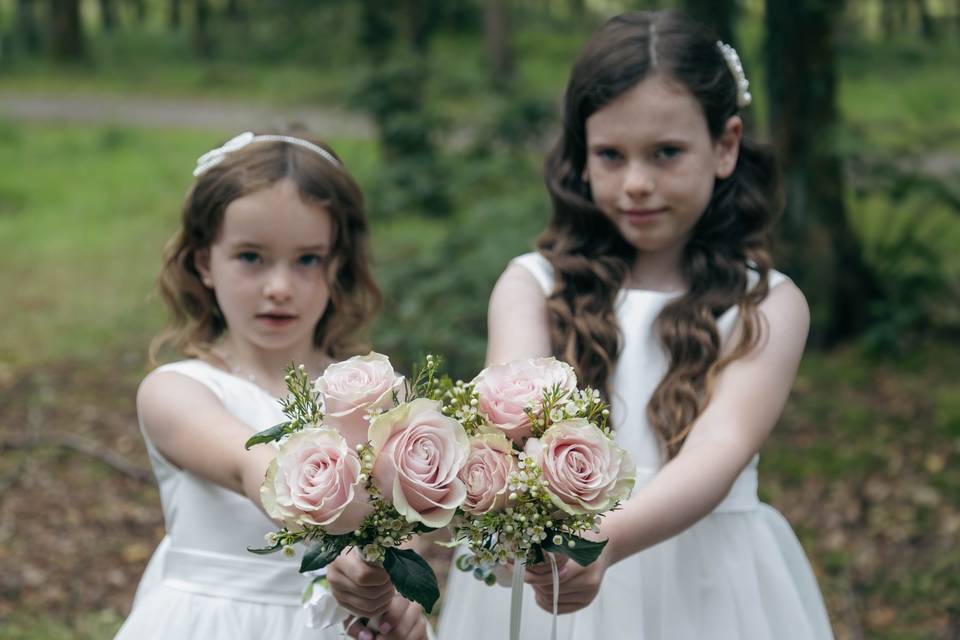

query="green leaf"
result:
[247,540,282,555]
[383,547,440,614]
[299,541,347,572]
[540,533,607,567]
[244,421,290,449]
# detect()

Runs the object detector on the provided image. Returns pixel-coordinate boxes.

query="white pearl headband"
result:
[716,41,752,109]
[192,131,341,177]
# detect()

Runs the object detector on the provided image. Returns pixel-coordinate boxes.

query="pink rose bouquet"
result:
[246,353,467,616]
[444,356,635,584]
[314,352,406,448]
[471,357,577,443]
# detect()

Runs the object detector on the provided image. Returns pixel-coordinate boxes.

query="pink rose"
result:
[314,352,406,448]
[369,398,470,528]
[459,433,517,515]
[261,428,373,534]
[472,357,578,443]
[524,418,636,515]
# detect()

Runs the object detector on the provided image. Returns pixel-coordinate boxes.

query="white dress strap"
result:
[152,359,228,401]
[509,252,555,297]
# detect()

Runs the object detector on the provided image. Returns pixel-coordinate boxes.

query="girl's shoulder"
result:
[749,265,792,293]
[507,252,554,296]
[141,358,232,403]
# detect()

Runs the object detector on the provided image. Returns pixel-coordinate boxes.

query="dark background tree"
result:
[192,0,213,57]
[485,0,515,91]
[49,0,85,60]
[765,0,883,345]
[15,0,43,54]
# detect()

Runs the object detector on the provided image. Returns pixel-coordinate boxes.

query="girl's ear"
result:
[714,115,743,179]
[194,249,214,288]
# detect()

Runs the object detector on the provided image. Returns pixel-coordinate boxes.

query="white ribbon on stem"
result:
[508,555,560,640]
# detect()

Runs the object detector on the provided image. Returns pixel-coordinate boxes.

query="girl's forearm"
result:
[602,435,752,565]
[240,444,276,514]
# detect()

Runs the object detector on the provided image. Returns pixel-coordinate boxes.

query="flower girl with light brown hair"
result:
[116,130,426,640]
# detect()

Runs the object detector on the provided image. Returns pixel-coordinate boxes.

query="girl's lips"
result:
[256,313,297,326]
[622,208,666,223]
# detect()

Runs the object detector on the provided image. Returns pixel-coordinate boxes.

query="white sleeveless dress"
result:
[437,253,834,639]
[115,360,341,640]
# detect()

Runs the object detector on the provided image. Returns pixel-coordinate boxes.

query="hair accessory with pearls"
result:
[716,41,752,109]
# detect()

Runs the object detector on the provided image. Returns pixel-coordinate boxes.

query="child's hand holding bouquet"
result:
[444,357,636,639]
[246,353,468,631]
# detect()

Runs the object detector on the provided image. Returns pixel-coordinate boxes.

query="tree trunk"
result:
[49,0,85,61]
[916,0,935,39]
[168,0,181,30]
[225,0,243,22]
[683,0,736,45]
[98,0,116,33]
[956,0,960,38]
[881,0,900,38]
[485,0,514,91]
[765,0,879,344]
[16,0,43,53]
[130,0,147,24]
[192,0,213,57]
[568,0,585,20]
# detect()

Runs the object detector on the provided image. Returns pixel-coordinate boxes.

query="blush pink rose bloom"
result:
[459,433,517,516]
[369,398,470,528]
[261,428,374,535]
[314,352,406,448]
[524,418,636,516]
[472,357,578,443]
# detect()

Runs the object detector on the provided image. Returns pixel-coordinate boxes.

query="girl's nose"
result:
[623,162,655,198]
[263,267,294,301]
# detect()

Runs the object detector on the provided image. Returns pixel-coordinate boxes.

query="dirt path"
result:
[0,91,374,137]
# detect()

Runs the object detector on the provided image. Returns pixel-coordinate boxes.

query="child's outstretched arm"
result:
[601,280,809,561]
[137,372,277,509]
[485,263,554,366]
[524,280,810,612]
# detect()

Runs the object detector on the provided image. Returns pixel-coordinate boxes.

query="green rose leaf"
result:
[299,540,347,572]
[244,421,290,449]
[541,533,607,567]
[383,547,440,614]
[247,540,282,555]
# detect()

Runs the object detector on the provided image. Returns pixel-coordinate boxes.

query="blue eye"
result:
[595,147,623,161]
[298,254,326,267]
[656,146,682,160]
[237,251,261,264]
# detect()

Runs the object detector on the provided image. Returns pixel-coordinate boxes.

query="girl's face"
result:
[196,178,334,356]
[584,74,741,257]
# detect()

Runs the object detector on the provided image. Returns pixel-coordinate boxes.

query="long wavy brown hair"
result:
[149,130,382,364]
[540,11,780,458]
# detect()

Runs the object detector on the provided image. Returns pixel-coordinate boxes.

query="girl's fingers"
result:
[345,618,374,640]
[335,592,393,619]
[380,596,427,640]
[525,564,571,586]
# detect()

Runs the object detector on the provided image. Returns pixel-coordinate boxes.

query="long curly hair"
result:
[539,11,779,458]
[149,130,382,364]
